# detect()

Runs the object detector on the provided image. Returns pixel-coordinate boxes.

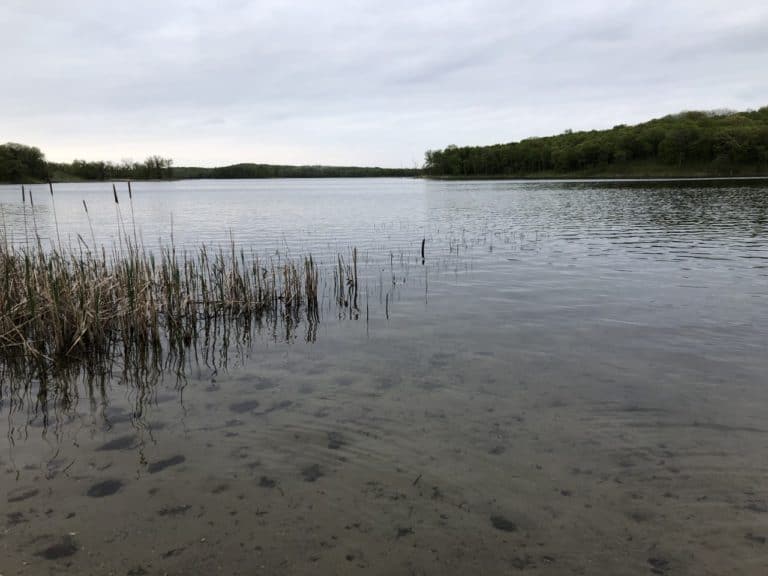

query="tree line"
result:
[5,106,768,184]
[424,107,768,178]
[49,155,175,181]
[0,143,174,183]
[173,163,418,179]
[0,143,416,183]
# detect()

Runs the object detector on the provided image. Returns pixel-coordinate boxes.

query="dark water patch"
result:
[229,400,261,414]
[629,509,654,523]
[302,464,324,482]
[264,400,293,414]
[212,484,229,494]
[252,377,278,390]
[691,420,767,433]
[616,404,670,414]
[7,511,26,526]
[7,487,39,503]
[259,476,277,488]
[510,555,536,570]
[158,505,192,517]
[161,547,185,558]
[337,375,354,387]
[87,479,124,497]
[648,557,670,574]
[396,526,414,538]
[96,435,137,451]
[327,431,346,450]
[148,455,186,474]
[35,535,78,560]
[490,515,517,532]
[743,498,768,513]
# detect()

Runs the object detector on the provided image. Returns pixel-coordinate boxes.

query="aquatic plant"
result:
[0,185,356,371]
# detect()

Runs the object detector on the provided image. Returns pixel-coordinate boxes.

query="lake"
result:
[1,178,767,575]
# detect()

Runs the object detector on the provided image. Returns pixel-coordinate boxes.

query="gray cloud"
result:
[2,0,766,166]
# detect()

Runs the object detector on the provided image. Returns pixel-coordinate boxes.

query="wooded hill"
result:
[424,107,768,178]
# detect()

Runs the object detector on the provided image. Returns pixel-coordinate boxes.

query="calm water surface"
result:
[1,178,767,575]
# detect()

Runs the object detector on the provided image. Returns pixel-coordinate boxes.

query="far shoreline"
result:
[3,174,768,186]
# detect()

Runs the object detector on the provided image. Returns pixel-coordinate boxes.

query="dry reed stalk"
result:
[0,190,383,387]
[49,181,63,252]
[0,234,326,367]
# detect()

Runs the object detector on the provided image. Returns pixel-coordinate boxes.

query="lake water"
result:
[1,178,767,575]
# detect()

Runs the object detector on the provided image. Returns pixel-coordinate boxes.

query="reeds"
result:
[332,246,359,316]
[0,233,326,363]
[0,187,352,372]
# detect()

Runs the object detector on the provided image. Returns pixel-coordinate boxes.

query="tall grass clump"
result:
[0,188,328,369]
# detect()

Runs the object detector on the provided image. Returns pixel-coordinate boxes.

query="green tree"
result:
[0,143,48,183]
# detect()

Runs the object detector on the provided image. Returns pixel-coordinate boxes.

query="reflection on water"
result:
[1,178,767,575]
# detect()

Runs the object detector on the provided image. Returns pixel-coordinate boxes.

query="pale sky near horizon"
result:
[2,0,767,167]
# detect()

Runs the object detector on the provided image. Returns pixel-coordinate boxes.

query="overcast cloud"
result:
[2,0,767,167]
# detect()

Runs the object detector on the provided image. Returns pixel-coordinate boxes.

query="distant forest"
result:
[171,164,418,179]
[0,145,177,183]
[0,144,416,183]
[3,107,768,184]
[424,107,768,178]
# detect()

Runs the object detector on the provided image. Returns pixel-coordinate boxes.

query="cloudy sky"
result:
[2,0,767,167]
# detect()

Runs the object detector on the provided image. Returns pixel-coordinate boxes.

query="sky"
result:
[2,0,767,167]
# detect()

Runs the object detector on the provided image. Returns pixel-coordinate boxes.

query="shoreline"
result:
[4,174,768,186]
